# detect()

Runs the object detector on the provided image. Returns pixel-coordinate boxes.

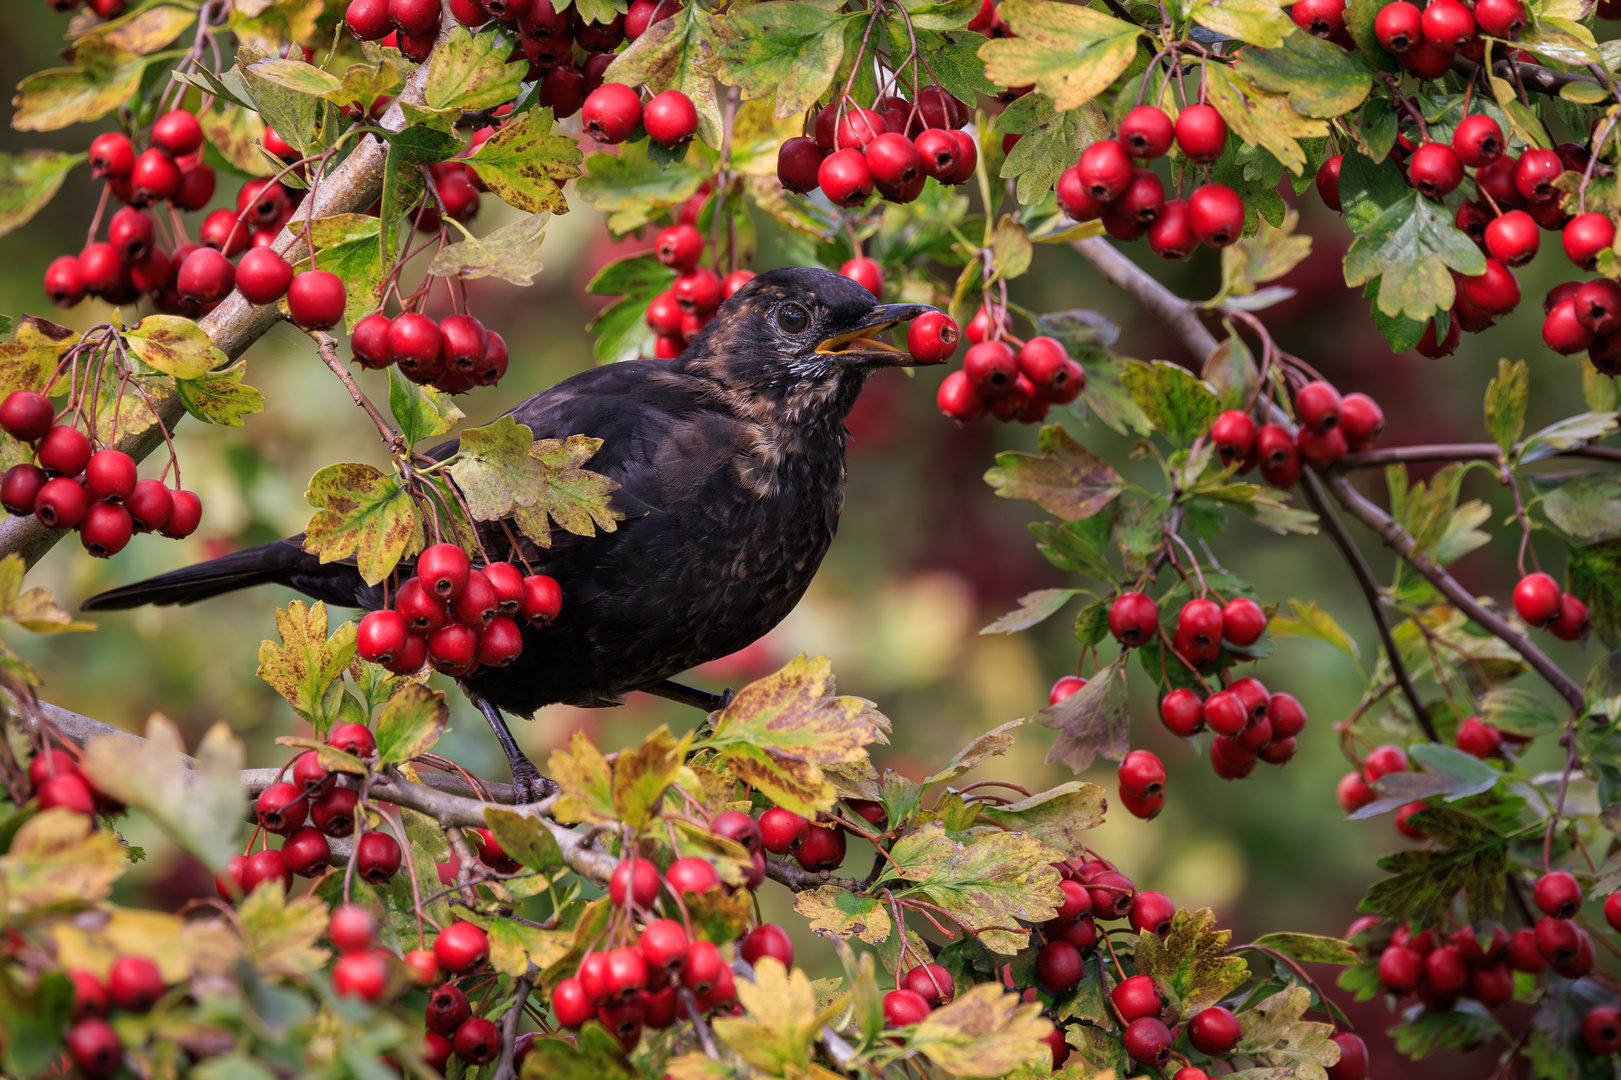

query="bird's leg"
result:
[472,696,557,803]
[645,679,734,713]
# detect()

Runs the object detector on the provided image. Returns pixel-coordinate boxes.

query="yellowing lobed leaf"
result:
[714,958,841,1075]
[1238,29,1373,117]
[1234,984,1342,1080]
[612,725,691,829]
[1485,358,1529,452]
[488,917,572,977]
[0,316,77,399]
[0,150,81,241]
[83,5,200,55]
[985,423,1124,521]
[302,463,422,588]
[465,107,582,216]
[1188,0,1295,47]
[0,808,127,915]
[430,212,549,285]
[977,781,1106,859]
[881,823,1064,954]
[125,314,226,380]
[175,359,267,427]
[482,806,565,871]
[704,655,890,816]
[446,417,621,548]
[255,600,358,733]
[979,0,1142,112]
[603,5,723,145]
[1038,657,1129,773]
[548,730,616,824]
[911,982,1055,1076]
[12,39,150,132]
[1133,907,1250,1014]
[794,885,893,944]
[374,681,447,765]
[716,2,852,120]
[239,884,330,978]
[1121,361,1222,446]
[82,717,244,871]
[519,1026,638,1080]
[0,554,93,634]
[51,905,238,983]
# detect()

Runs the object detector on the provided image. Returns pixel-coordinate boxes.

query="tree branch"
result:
[1072,236,1220,360]
[1300,468,1436,739]
[490,969,536,1080]
[1336,442,1621,469]
[1325,474,1587,711]
[763,854,858,893]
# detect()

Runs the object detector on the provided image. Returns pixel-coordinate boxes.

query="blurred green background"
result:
[2,5,1609,1073]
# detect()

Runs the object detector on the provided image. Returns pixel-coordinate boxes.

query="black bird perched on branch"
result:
[84,268,936,800]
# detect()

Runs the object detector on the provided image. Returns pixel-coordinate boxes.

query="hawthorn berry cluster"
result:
[1512,569,1592,643]
[356,543,562,677]
[1352,869,1621,1050]
[642,223,756,358]
[350,307,509,394]
[937,310,1084,424]
[777,85,981,208]
[61,957,172,1078]
[0,392,201,557]
[220,724,404,895]
[1057,105,1243,257]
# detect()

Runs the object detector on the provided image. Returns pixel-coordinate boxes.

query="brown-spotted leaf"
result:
[911,982,1055,1076]
[0,808,127,914]
[482,807,564,871]
[0,316,77,398]
[124,314,225,380]
[238,882,329,978]
[174,359,265,427]
[925,719,1024,786]
[984,424,1124,521]
[464,107,583,215]
[12,39,149,132]
[882,823,1065,954]
[488,917,571,977]
[704,654,891,817]
[977,781,1106,859]
[1234,984,1342,1080]
[548,730,616,824]
[1038,657,1130,773]
[0,150,80,240]
[1133,907,1250,1014]
[302,463,423,586]
[685,885,753,944]
[602,4,723,146]
[794,884,892,945]
[612,725,691,829]
[374,681,446,765]
[255,600,357,733]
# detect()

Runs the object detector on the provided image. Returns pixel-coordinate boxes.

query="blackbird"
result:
[84,267,936,799]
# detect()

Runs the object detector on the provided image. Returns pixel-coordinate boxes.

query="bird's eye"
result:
[776,303,810,335]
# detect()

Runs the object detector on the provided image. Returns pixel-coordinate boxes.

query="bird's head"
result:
[678,267,937,405]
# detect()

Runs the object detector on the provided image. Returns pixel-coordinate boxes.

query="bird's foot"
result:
[510,758,558,804]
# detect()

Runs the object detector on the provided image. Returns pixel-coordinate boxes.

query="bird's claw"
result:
[511,760,558,804]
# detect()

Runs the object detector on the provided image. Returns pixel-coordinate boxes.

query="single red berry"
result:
[107,206,155,265]
[1515,148,1564,203]
[1188,184,1244,247]
[672,266,722,313]
[1456,716,1503,759]
[759,806,809,853]
[38,772,95,814]
[328,721,377,759]
[1160,688,1204,736]
[1545,296,1595,354]
[78,502,130,557]
[89,132,135,179]
[1076,139,1134,202]
[357,609,410,664]
[519,573,562,624]
[1120,105,1175,158]
[1131,890,1176,935]
[643,89,698,147]
[740,923,795,970]
[157,488,200,538]
[286,271,346,330]
[777,136,825,193]
[235,248,294,305]
[0,391,55,443]
[1314,154,1343,214]
[553,977,594,1027]
[1564,213,1616,270]
[609,856,662,908]
[1292,0,1347,36]
[711,809,763,855]
[255,781,307,836]
[1375,0,1422,49]
[1474,0,1526,36]
[1325,1033,1368,1080]
[1108,591,1158,647]
[1452,114,1504,168]
[1111,973,1162,1021]
[390,0,440,33]
[1514,572,1565,626]
[681,939,725,995]
[1175,104,1228,162]
[1049,674,1088,705]
[1577,278,1621,334]
[124,479,173,533]
[840,256,883,297]
[793,821,847,871]
[33,477,86,530]
[1125,1016,1173,1066]
[665,855,720,894]
[654,223,703,271]
[108,955,165,1012]
[177,247,235,303]
[44,255,86,308]
[1295,380,1342,432]
[819,148,873,208]
[1267,692,1307,738]
[1535,870,1583,919]
[280,826,331,877]
[582,83,642,144]
[356,830,401,883]
[1035,940,1083,993]
[1421,0,1474,48]
[66,1018,124,1078]
[882,988,932,1026]
[1378,944,1423,990]
[1,464,46,516]
[453,1017,500,1065]
[1409,142,1463,198]
[1459,259,1520,315]
[312,785,358,837]
[83,448,136,504]
[936,369,985,422]
[1189,1005,1243,1054]
[130,149,181,205]
[1339,392,1384,450]
[199,209,250,257]
[151,110,203,157]
[905,310,959,364]
[1550,593,1590,642]
[1117,749,1166,799]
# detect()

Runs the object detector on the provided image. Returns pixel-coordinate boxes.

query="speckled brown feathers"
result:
[83,268,934,717]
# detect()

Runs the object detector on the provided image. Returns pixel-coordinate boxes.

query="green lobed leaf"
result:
[241,53,342,159]
[291,214,384,330]
[1238,29,1374,118]
[984,424,1124,520]
[1251,932,1358,965]
[388,365,464,448]
[586,252,676,363]
[1389,1005,1506,1060]
[925,719,1023,786]
[881,822,1064,954]
[488,917,572,977]
[0,151,81,240]
[1120,360,1222,445]
[1037,657,1129,773]
[978,0,1142,110]
[1542,476,1621,541]
[1204,63,1328,176]
[302,463,422,587]
[1268,599,1359,661]
[427,211,549,285]
[997,93,1111,207]
[1569,540,1621,648]
[1479,687,1561,739]
[519,1027,636,1080]
[174,359,266,427]
[715,2,851,120]
[245,57,342,97]
[12,39,150,132]
[1343,189,1486,323]
[445,417,621,547]
[483,806,565,869]
[422,26,527,114]
[373,682,446,766]
[1189,0,1295,46]
[1359,805,1510,925]
[575,138,706,234]
[1135,908,1251,1014]
[976,781,1106,859]
[603,4,724,146]
[1484,358,1528,451]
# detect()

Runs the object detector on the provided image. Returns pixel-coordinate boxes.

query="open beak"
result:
[815,303,936,366]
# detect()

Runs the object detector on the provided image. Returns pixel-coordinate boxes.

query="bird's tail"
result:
[80,539,366,611]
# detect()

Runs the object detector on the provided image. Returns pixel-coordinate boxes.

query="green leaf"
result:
[423,26,527,114]
[1343,189,1486,322]
[716,3,851,120]
[881,822,1064,954]
[1233,984,1343,1079]
[519,1027,637,1080]
[1135,908,1250,1013]
[81,717,243,871]
[925,719,1023,787]
[978,0,1142,110]
[302,463,422,586]
[612,725,690,829]
[1585,360,1619,412]
[1542,476,1621,541]
[1344,0,1400,69]
[241,53,342,159]
[1569,540,1621,648]
[1337,148,1410,231]
[292,214,384,330]
[794,884,892,943]
[1251,932,1358,966]
[603,4,723,146]
[575,138,707,234]
[704,654,891,817]
[910,983,1054,1075]
[1407,743,1502,801]
[482,806,564,870]
[1483,358,1528,452]
[1389,1006,1506,1060]
[0,151,80,240]
[174,359,266,427]
[1238,29,1374,117]
[427,211,550,285]
[124,314,225,380]
[12,39,149,132]
[1268,599,1359,661]
[976,781,1106,860]
[585,252,676,363]
[1518,411,1619,464]
[901,0,987,30]
[374,682,446,766]
[1121,359,1222,444]
[446,417,621,547]
[1479,687,1561,739]
[255,600,358,734]
[1216,209,1313,301]
[996,93,1111,207]
[245,56,342,97]
[981,588,1079,634]
[1189,0,1294,45]
[1037,657,1129,773]
[1204,63,1328,176]
[388,365,464,448]
[984,424,1125,520]
[1359,806,1510,925]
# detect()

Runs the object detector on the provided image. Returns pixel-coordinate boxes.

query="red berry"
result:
[121,479,172,533]
[1294,380,1342,433]
[1514,571,1564,626]
[43,255,86,308]
[665,855,720,894]
[177,247,235,303]
[1409,142,1462,198]
[357,609,409,664]
[520,573,562,624]
[312,785,358,837]
[1111,973,1161,1021]
[1120,105,1175,158]
[1583,1008,1621,1055]
[937,369,985,422]
[417,542,470,600]
[819,148,873,208]
[130,149,181,205]
[38,772,95,814]
[1550,593,1590,641]
[1459,258,1520,315]
[582,83,642,144]
[837,107,888,151]
[453,1017,500,1065]
[89,132,135,179]
[1515,148,1564,203]
[0,391,54,443]
[1375,0,1422,49]
[1049,674,1088,705]
[1057,165,1106,222]
[1108,591,1158,647]
[152,110,203,157]
[1147,198,1198,259]
[1131,890,1176,935]
[1,464,45,517]
[1125,1016,1172,1066]
[1456,716,1503,759]
[157,488,200,538]
[672,266,722,313]
[434,920,489,976]
[199,209,250,256]
[1535,870,1582,918]
[77,502,129,557]
[390,0,440,33]
[1175,104,1228,162]
[905,310,959,363]
[348,312,392,369]
[107,206,155,265]
[1189,1005,1242,1054]
[1035,940,1083,992]
[554,977,594,1027]
[1118,749,1166,799]
[642,89,697,146]
[793,821,846,871]
[82,449,135,505]
[760,806,809,853]
[654,223,703,271]
[1160,688,1204,736]
[1452,114,1504,168]
[776,136,824,193]
[33,476,86,530]
[609,856,661,908]
[1292,0,1346,36]
[1076,139,1133,202]
[913,128,961,181]
[1188,184,1244,247]
[1378,944,1423,990]
[639,917,689,974]
[66,1018,123,1078]
[741,923,795,969]
[1325,1033,1368,1080]
[963,340,1019,396]
[1564,213,1616,270]
[234,247,293,305]
[286,270,346,330]
[1577,278,1621,334]
[840,256,883,297]
[328,721,377,758]
[1545,296,1595,354]
[882,988,932,1026]
[1421,0,1474,48]
[1474,0,1526,36]
[279,826,330,877]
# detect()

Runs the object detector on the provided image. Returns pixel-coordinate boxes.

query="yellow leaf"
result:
[911,983,1055,1076]
[979,0,1142,111]
[548,730,616,824]
[612,725,691,829]
[0,553,95,633]
[239,884,330,978]
[124,314,226,380]
[1204,64,1327,176]
[51,906,238,982]
[0,808,126,914]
